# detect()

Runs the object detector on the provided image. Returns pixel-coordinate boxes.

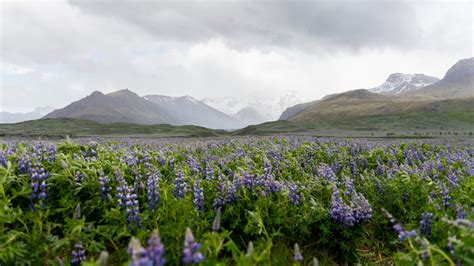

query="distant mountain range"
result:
[279,57,474,122]
[44,89,244,129]
[0,106,54,123]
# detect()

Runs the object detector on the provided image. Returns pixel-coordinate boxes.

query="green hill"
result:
[0,118,227,138]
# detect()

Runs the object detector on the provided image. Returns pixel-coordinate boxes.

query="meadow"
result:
[0,136,473,265]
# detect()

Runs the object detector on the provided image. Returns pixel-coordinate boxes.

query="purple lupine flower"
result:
[393,223,417,241]
[457,205,467,219]
[437,161,445,172]
[343,176,355,196]
[128,237,149,266]
[351,160,358,177]
[264,175,283,196]
[98,170,112,199]
[205,162,214,180]
[30,166,49,207]
[293,243,303,262]
[74,172,86,191]
[187,157,201,175]
[71,241,86,266]
[116,171,128,208]
[351,192,372,223]
[254,174,265,187]
[0,150,7,167]
[263,160,272,176]
[193,180,205,211]
[330,187,355,227]
[318,163,337,183]
[419,212,434,236]
[214,178,237,207]
[125,187,141,227]
[147,169,161,209]
[225,180,238,204]
[448,171,458,188]
[147,230,166,266]
[242,173,255,190]
[174,171,188,199]
[182,228,205,265]
[362,156,368,169]
[447,241,456,257]
[441,185,451,209]
[18,157,32,174]
[376,162,384,176]
[287,182,303,206]
[116,171,141,227]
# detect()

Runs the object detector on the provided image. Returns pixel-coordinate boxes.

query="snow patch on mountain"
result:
[370,73,439,95]
[201,91,308,122]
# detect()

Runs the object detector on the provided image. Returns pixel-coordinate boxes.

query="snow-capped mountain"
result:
[200,96,247,116]
[370,73,439,95]
[201,91,308,122]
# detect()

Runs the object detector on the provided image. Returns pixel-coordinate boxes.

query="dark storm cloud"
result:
[67,0,420,51]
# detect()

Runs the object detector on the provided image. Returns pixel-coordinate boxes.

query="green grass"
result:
[1,107,473,139]
[0,118,228,138]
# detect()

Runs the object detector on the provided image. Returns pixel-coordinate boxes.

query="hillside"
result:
[287,89,428,122]
[236,97,474,136]
[0,118,227,138]
[405,57,474,99]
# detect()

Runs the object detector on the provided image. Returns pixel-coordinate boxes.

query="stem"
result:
[430,246,455,266]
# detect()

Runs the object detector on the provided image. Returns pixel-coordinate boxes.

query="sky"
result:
[0,0,473,113]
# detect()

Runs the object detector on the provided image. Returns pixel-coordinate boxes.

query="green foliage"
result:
[0,137,472,265]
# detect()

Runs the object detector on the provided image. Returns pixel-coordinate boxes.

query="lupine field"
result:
[0,136,473,265]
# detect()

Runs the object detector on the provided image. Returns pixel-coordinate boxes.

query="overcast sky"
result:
[1,0,472,112]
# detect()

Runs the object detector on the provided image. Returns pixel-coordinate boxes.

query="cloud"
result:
[0,0,472,113]
[67,0,420,51]
[1,62,34,75]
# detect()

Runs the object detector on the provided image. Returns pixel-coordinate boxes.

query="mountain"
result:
[201,96,247,116]
[0,106,54,123]
[144,95,242,129]
[370,73,439,95]
[279,101,316,120]
[236,97,474,136]
[44,89,243,129]
[405,57,474,99]
[44,89,174,124]
[285,89,432,123]
[202,91,308,122]
[235,107,267,125]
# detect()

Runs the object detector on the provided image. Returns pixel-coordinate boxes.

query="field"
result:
[1,136,473,265]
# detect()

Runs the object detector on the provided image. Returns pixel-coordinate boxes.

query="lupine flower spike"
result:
[293,243,303,262]
[183,228,205,265]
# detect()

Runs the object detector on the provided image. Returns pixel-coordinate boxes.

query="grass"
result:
[0,118,227,138]
[1,106,473,139]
